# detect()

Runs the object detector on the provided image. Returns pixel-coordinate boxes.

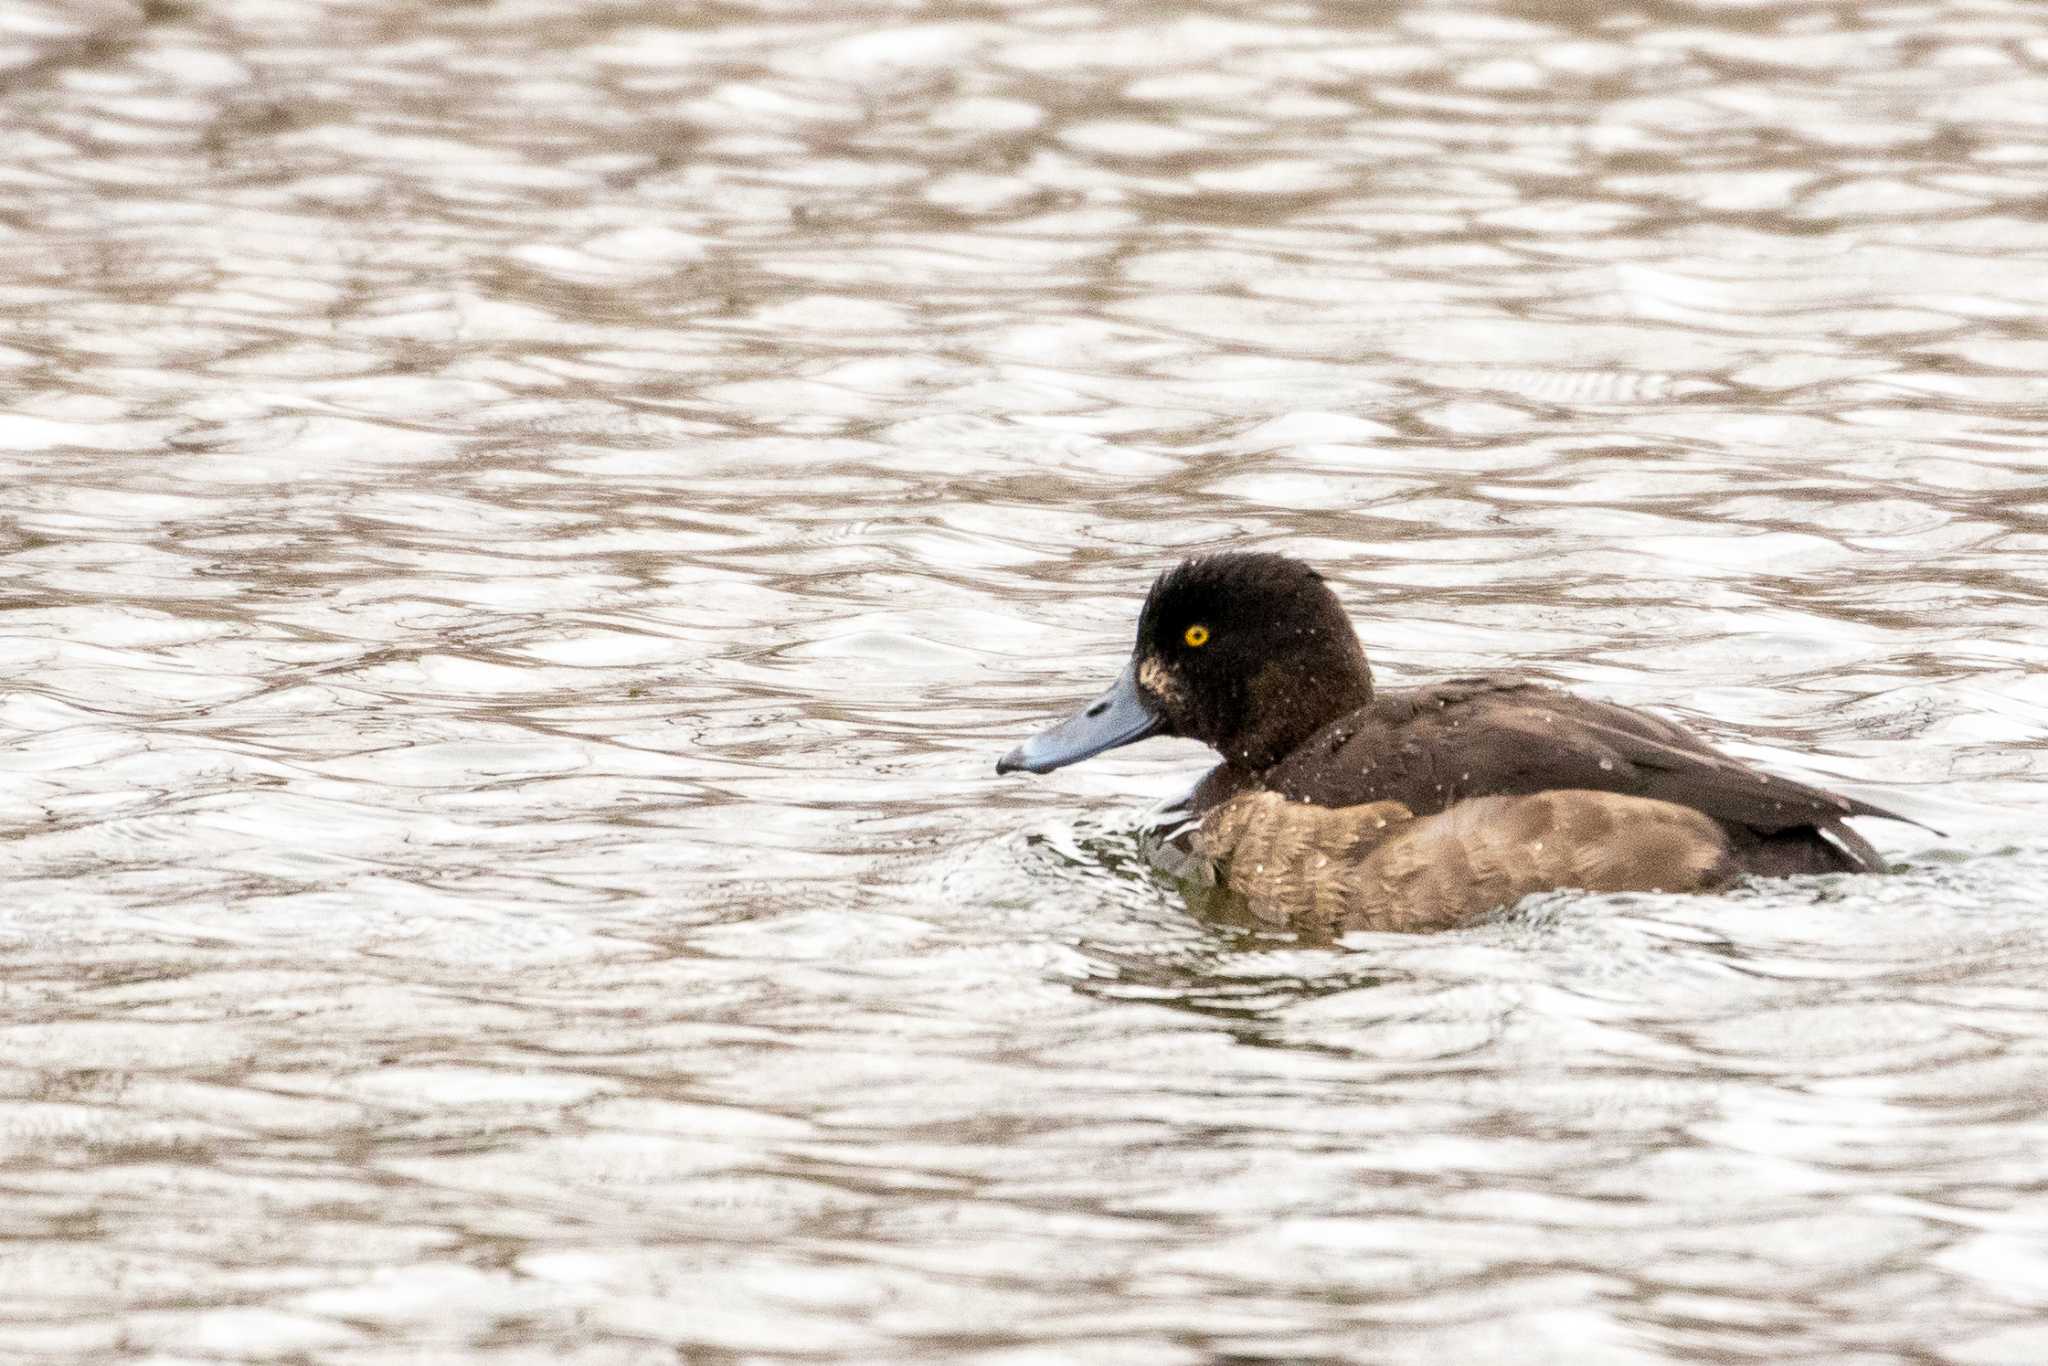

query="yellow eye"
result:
[1183,624,1210,648]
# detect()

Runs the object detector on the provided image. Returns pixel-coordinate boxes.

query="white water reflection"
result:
[3,0,2048,1361]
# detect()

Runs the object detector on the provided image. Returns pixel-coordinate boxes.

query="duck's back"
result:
[1225,676,1900,876]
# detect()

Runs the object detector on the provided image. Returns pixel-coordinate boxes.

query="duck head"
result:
[997,553,1375,776]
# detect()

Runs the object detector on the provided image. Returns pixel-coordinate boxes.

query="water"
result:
[3,0,2047,1360]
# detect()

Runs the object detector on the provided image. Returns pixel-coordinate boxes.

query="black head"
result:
[997,553,1374,776]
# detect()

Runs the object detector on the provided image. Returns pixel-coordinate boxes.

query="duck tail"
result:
[1819,819,1889,874]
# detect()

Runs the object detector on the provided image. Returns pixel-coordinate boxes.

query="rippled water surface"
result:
[5,0,2048,1360]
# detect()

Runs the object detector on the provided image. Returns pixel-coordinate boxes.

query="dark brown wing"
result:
[1263,676,1922,836]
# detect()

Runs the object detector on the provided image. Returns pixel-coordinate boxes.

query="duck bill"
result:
[997,663,1165,775]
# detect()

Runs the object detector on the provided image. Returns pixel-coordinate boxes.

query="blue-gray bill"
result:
[996,663,1164,774]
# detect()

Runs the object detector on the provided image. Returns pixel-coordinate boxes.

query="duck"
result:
[997,552,1924,933]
